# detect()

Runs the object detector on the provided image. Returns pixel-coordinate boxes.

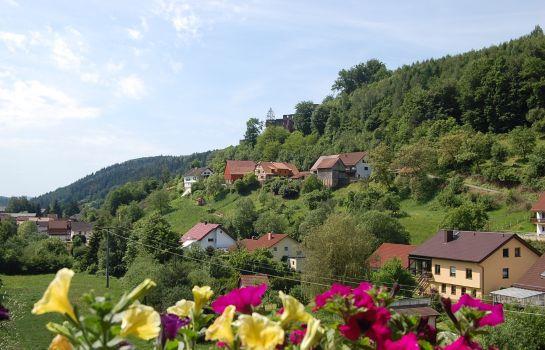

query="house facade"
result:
[180,222,236,250]
[254,162,299,183]
[530,192,545,236]
[236,233,305,270]
[310,157,347,188]
[224,160,256,184]
[47,220,72,241]
[409,229,540,300]
[337,152,372,180]
[183,167,213,193]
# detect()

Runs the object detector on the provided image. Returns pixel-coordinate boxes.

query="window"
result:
[364,166,369,171]
[466,268,472,280]
[450,266,456,277]
[435,264,441,275]
[515,247,521,257]
[461,287,467,295]
[207,238,214,242]
[503,248,509,258]
[284,246,288,251]
[441,283,446,293]
[273,247,277,251]
[502,268,509,279]
[451,285,456,295]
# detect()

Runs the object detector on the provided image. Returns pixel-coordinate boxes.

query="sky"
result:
[0,0,544,197]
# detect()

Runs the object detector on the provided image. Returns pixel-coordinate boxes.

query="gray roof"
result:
[490,287,545,299]
[71,221,93,231]
[184,167,212,177]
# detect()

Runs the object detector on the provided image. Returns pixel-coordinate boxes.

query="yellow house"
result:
[236,233,305,271]
[409,230,540,300]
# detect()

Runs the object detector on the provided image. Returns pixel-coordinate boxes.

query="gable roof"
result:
[225,160,256,175]
[310,156,344,171]
[181,222,221,243]
[238,233,292,251]
[257,162,299,174]
[184,167,212,177]
[513,254,545,292]
[338,152,367,166]
[71,221,93,232]
[369,243,416,269]
[410,230,539,263]
[531,192,545,212]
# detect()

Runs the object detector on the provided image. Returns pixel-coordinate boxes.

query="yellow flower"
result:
[300,317,323,350]
[48,334,73,350]
[205,305,235,347]
[120,304,161,340]
[166,299,195,318]
[234,313,285,350]
[278,291,312,326]
[32,268,76,321]
[192,285,213,315]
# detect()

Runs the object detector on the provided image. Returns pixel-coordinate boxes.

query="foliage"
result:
[300,175,324,194]
[332,59,390,94]
[303,189,332,210]
[254,210,289,235]
[358,210,410,245]
[229,198,258,239]
[441,202,489,231]
[233,173,260,195]
[370,258,416,297]
[293,101,316,135]
[5,196,39,214]
[243,118,263,146]
[509,126,536,159]
[148,189,172,214]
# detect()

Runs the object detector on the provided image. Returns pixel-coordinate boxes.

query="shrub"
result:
[278,181,300,199]
[303,189,332,210]
[301,174,324,194]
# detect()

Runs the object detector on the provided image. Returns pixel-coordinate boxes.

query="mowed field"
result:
[0,273,156,350]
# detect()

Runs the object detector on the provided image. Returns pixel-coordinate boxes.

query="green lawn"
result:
[399,199,445,244]
[0,273,151,350]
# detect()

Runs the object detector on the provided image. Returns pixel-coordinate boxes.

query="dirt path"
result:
[463,183,502,194]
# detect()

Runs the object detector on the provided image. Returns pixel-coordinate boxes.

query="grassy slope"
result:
[0,274,155,350]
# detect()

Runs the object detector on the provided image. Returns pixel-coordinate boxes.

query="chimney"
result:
[443,229,454,243]
[268,232,273,240]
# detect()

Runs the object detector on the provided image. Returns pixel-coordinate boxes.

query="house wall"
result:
[536,211,545,235]
[268,237,304,261]
[315,170,335,188]
[355,159,372,179]
[197,227,236,250]
[480,239,539,295]
[429,258,483,299]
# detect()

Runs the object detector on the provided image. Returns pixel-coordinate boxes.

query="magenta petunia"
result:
[0,306,9,321]
[353,282,374,308]
[289,329,306,345]
[444,336,483,350]
[338,305,391,347]
[211,284,267,314]
[384,333,420,350]
[451,294,504,327]
[160,313,187,343]
[314,283,353,310]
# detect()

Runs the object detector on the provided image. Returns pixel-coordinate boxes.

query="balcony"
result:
[530,217,545,224]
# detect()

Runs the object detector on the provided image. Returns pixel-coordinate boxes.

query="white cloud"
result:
[2,0,19,7]
[0,80,100,129]
[169,60,183,73]
[155,0,201,39]
[52,37,83,70]
[117,75,147,99]
[0,31,27,53]
[127,28,142,40]
[106,61,125,72]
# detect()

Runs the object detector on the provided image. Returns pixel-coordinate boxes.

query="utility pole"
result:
[105,230,110,289]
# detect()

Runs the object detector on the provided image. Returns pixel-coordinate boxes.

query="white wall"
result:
[196,227,236,250]
[355,159,372,178]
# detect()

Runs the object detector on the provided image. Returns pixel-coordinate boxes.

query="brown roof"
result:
[225,160,256,175]
[531,192,545,212]
[48,220,70,234]
[184,167,212,177]
[310,156,344,171]
[394,306,440,318]
[337,152,367,166]
[181,222,221,243]
[291,171,311,179]
[239,274,269,287]
[369,243,416,269]
[410,230,539,263]
[513,254,545,292]
[238,233,290,251]
[257,162,299,175]
[71,221,93,232]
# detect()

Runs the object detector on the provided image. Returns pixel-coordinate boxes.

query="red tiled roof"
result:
[239,233,289,251]
[513,254,545,292]
[310,156,344,171]
[338,152,367,166]
[258,162,299,175]
[48,220,70,230]
[410,230,539,263]
[369,243,416,269]
[310,151,367,171]
[239,274,269,288]
[531,192,545,212]
[291,171,311,179]
[225,160,256,175]
[181,222,220,242]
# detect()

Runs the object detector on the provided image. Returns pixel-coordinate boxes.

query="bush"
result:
[441,202,489,231]
[301,175,324,194]
[278,181,300,199]
[254,211,289,235]
[303,189,332,210]
[22,238,73,273]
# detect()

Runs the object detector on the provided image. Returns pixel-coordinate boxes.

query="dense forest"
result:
[33,153,211,207]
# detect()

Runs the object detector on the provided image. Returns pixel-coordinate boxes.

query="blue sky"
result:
[0,0,544,196]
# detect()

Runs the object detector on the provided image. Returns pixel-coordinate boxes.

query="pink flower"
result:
[451,294,504,327]
[211,284,267,314]
[444,336,483,350]
[353,282,373,308]
[384,333,420,350]
[289,329,306,345]
[314,283,353,310]
[339,306,391,348]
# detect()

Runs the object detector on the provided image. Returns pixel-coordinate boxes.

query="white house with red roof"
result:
[235,233,305,271]
[310,151,371,188]
[180,222,236,250]
[531,192,545,236]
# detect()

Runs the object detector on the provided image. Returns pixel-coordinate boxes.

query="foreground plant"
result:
[33,269,504,349]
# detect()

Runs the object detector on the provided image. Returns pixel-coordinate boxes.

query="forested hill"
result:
[34,153,211,206]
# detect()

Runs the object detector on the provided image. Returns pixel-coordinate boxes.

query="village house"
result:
[235,233,305,271]
[337,152,372,180]
[180,222,236,250]
[47,220,72,242]
[224,160,256,184]
[491,253,545,306]
[309,156,347,188]
[369,243,416,271]
[183,167,213,194]
[254,162,299,183]
[70,221,93,240]
[530,192,545,236]
[409,229,540,300]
